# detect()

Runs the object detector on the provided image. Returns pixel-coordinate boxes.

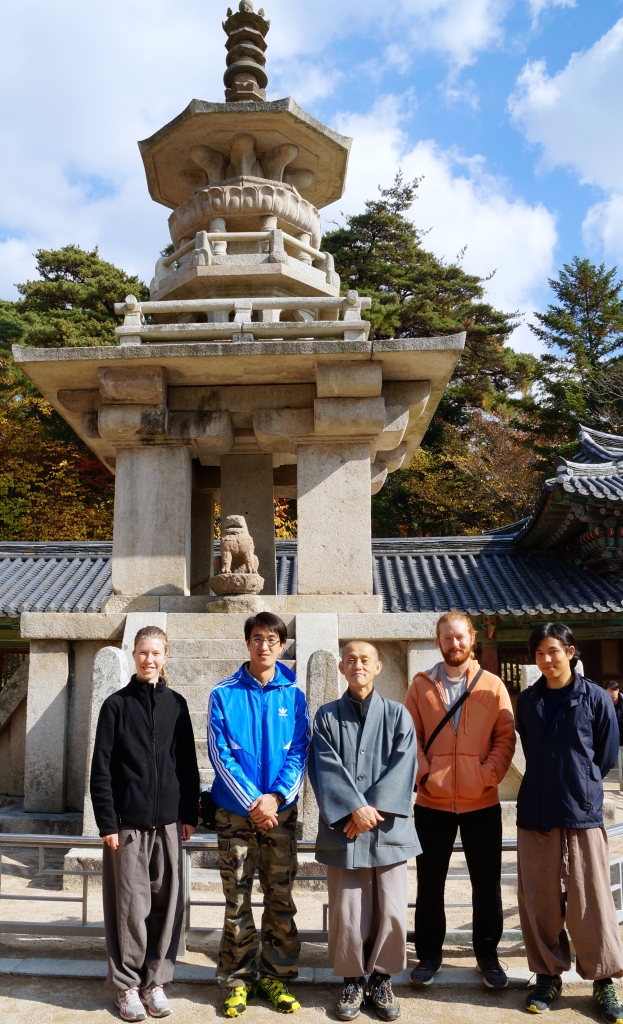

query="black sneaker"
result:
[594,979,623,1024]
[476,955,508,989]
[410,957,442,985]
[368,973,400,1021]
[525,974,562,1013]
[335,978,366,1021]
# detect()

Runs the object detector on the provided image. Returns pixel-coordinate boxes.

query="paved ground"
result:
[0,977,612,1024]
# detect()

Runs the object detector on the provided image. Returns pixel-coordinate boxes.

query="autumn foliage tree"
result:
[0,246,147,540]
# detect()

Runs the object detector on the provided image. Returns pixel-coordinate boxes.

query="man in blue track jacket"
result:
[208,612,310,1017]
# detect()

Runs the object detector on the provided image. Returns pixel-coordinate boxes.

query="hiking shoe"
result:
[140,985,171,1017]
[525,974,562,1013]
[368,973,401,1021]
[258,977,301,1013]
[335,978,366,1021]
[476,956,508,989]
[223,984,253,1017]
[410,957,442,985]
[594,979,623,1024]
[115,989,146,1022]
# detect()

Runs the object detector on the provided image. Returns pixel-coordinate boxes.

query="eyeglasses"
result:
[249,636,281,648]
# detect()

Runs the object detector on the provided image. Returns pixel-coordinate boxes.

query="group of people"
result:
[90,610,623,1024]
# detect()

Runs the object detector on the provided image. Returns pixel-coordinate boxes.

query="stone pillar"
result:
[301,648,340,840]
[295,613,340,698]
[82,647,129,836]
[408,640,438,682]
[191,490,215,595]
[220,454,276,594]
[297,442,372,595]
[23,640,69,813]
[112,447,192,596]
[480,641,499,676]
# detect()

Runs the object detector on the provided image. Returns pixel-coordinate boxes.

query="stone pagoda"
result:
[11,3,465,831]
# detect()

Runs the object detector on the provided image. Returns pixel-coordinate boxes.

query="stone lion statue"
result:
[214,515,259,575]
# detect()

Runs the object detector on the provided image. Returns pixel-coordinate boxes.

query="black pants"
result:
[414,803,503,961]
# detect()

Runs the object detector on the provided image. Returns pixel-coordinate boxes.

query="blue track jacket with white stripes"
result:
[208,661,311,817]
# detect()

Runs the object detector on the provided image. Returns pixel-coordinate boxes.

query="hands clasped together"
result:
[343,804,384,840]
[249,792,281,829]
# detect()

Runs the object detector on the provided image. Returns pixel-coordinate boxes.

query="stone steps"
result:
[168,658,296,687]
[0,799,83,835]
[166,638,296,773]
[168,639,295,660]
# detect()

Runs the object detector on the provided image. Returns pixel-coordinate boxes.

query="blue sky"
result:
[2,0,623,353]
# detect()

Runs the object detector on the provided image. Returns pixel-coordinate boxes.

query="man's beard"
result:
[444,648,471,667]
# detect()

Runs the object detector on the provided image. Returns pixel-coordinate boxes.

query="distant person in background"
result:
[516,623,623,1023]
[605,681,623,746]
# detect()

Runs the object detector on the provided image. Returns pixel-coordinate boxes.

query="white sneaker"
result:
[115,989,147,1022]
[140,985,172,1017]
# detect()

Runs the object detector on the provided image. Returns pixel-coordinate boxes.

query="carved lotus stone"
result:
[169,178,321,251]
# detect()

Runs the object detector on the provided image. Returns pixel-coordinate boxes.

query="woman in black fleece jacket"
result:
[90,625,199,1022]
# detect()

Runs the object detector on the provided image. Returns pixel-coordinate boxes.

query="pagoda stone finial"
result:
[223,2,270,103]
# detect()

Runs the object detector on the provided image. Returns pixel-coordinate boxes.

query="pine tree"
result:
[529,257,623,458]
[323,173,538,535]
[531,256,623,369]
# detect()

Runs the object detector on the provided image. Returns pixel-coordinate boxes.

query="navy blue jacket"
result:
[516,672,619,831]
[615,698,623,747]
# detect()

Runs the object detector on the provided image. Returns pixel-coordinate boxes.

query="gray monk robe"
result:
[309,690,420,977]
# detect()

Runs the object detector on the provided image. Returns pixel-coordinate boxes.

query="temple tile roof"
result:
[516,426,623,573]
[1,537,622,618]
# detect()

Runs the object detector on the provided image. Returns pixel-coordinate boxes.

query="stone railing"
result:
[114,291,372,346]
[152,228,339,293]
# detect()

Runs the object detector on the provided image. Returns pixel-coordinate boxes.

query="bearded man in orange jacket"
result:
[405,611,515,990]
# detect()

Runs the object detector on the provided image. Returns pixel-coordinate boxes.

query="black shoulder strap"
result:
[424,668,484,758]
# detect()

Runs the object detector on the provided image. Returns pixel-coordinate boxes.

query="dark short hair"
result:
[244,612,287,644]
[528,622,580,669]
[606,680,620,691]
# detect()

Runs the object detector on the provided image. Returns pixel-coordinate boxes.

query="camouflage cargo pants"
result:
[216,804,300,985]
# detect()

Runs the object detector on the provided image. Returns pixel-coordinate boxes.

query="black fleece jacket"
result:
[90,675,199,837]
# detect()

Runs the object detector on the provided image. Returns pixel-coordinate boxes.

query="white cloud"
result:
[509,20,623,192]
[509,18,623,263]
[0,0,515,301]
[324,98,558,353]
[582,194,623,264]
[527,0,576,25]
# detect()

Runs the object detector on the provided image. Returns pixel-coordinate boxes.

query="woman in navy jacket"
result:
[516,622,623,1023]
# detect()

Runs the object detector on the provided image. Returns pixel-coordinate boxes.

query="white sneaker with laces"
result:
[115,989,147,1022]
[140,985,172,1018]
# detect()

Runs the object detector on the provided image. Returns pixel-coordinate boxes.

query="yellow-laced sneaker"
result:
[258,977,301,1013]
[223,984,253,1017]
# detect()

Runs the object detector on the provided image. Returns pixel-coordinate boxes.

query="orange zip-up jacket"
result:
[405,659,516,814]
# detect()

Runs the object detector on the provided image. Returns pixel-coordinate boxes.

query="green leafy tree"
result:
[323,173,531,432]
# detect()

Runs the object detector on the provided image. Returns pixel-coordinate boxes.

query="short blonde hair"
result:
[133,625,169,685]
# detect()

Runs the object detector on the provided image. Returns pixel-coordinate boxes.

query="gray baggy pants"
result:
[518,826,623,981]
[327,862,408,978]
[102,822,182,991]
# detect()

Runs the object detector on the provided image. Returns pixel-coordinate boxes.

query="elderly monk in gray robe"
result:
[309,641,420,1023]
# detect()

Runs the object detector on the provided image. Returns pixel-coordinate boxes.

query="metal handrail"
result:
[2,824,622,949]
